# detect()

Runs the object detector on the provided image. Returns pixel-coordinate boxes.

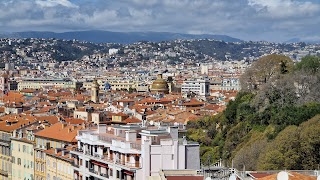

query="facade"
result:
[18,78,76,91]
[221,78,241,91]
[34,122,84,180]
[11,138,34,180]
[0,115,38,180]
[71,124,200,180]
[0,74,9,92]
[181,79,210,98]
[45,148,74,180]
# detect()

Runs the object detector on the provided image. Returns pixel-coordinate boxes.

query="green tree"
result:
[258,125,301,170]
[295,55,320,74]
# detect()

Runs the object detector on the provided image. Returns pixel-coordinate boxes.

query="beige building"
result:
[83,79,138,91]
[0,114,38,180]
[18,78,76,91]
[11,137,34,180]
[45,148,73,180]
[34,122,84,180]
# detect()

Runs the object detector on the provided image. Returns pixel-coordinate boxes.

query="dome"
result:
[151,74,169,94]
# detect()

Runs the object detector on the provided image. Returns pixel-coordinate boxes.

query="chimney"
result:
[97,124,106,133]
[126,130,137,142]
[61,123,67,129]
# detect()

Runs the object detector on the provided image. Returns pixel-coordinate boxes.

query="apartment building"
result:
[45,148,74,180]
[34,122,84,180]
[181,79,210,98]
[11,135,34,180]
[71,124,200,180]
[0,114,38,180]
[221,78,241,91]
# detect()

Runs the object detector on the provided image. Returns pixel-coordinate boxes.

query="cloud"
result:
[35,0,78,8]
[0,0,319,42]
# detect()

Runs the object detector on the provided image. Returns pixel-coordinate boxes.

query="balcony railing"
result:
[0,169,8,177]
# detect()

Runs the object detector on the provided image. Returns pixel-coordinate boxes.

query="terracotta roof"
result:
[35,122,84,143]
[124,117,141,124]
[114,112,129,117]
[257,172,316,180]
[64,118,86,125]
[0,114,38,132]
[37,116,59,125]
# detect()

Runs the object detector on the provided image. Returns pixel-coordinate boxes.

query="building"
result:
[34,122,84,180]
[91,79,99,103]
[221,78,241,91]
[150,74,169,94]
[0,114,38,180]
[18,78,76,91]
[11,135,34,180]
[0,74,9,92]
[181,79,210,98]
[45,148,74,180]
[71,124,200,180]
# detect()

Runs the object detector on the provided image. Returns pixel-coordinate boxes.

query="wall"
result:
[11,139,34,180]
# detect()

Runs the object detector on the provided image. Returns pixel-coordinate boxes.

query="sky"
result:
[0,0,319,42]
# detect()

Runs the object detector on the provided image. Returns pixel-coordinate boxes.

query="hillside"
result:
[187,55,320,170]
[0,30,242,44]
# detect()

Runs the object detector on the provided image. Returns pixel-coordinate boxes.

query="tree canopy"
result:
[187,55,320,170]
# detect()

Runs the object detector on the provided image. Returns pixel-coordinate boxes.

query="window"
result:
[17,158,21,165]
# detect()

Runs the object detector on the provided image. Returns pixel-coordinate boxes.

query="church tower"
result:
[91,79,99,103]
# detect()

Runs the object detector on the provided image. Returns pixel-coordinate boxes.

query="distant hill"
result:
[0,30,242,44]
[286,37,320,44]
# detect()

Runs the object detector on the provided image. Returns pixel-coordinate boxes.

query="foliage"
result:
[187,55,320,170]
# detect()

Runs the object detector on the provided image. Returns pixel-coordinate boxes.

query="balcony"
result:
[0,169,8,177]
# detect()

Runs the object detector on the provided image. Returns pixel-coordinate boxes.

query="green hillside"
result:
[187,55,320,170]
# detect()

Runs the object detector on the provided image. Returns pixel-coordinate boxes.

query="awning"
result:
[91,160,108,168]
[123,170,134,176]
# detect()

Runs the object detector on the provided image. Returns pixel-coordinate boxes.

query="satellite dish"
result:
[277,171,289,180]
[229,174,237,180]
[205,177,211,180]
[150,121,154,125]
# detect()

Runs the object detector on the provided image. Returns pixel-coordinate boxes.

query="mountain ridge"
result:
[0,30,242,44]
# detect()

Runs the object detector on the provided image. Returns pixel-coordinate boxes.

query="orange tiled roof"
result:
[0,114,38,132]
[35,122,84,143]
[257,172,316,180]
[124,117,141,123]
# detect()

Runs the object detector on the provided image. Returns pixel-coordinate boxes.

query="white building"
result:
[109,48,119,55]
[221,78,241,91]
[71,124,200,180]
[181,79,210,98]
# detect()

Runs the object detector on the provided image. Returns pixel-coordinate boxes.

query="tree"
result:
[295,55,320,74]
[299,115,320,169]
[240,54,293,92]
[257,125,301,170]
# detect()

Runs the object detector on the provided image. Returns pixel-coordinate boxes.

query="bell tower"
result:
[91,79,99,103]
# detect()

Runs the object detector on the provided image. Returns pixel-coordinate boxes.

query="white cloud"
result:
[35,0,78,8]
[0,0,319,41]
